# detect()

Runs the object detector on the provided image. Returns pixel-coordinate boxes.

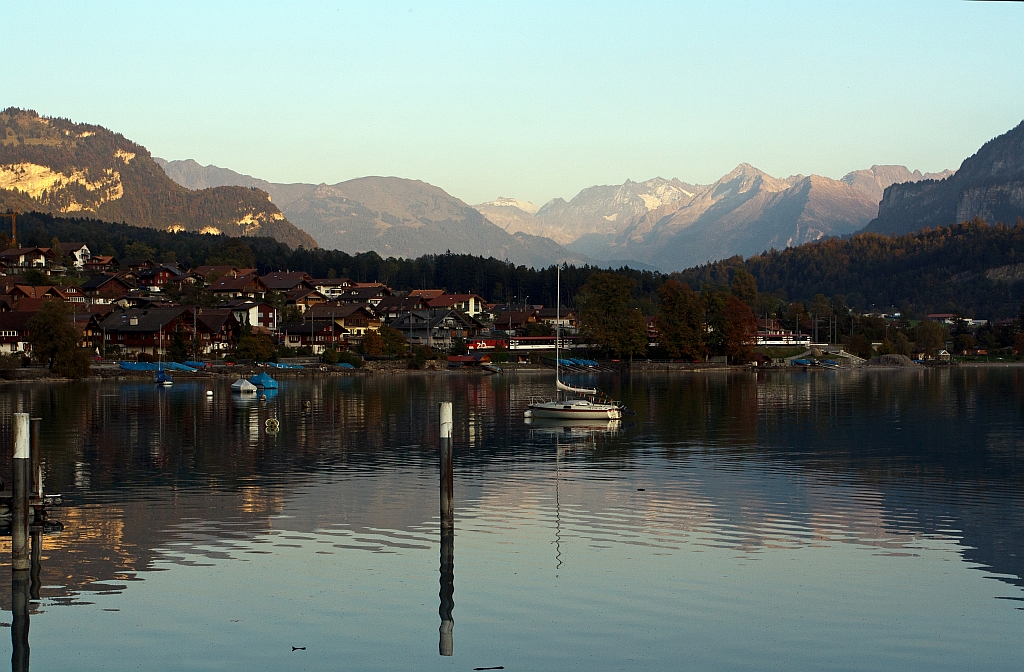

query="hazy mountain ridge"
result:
[477,164,949,270]
[865,120,1024,235]
[0,109,317,248]
[158,160,590,268]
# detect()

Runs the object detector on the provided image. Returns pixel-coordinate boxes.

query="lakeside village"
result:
[0,241,1010,377]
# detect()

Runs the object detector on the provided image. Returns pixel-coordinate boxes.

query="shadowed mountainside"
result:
[0,109,317,249]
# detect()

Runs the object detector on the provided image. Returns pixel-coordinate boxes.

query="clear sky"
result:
[3,1,1023,206]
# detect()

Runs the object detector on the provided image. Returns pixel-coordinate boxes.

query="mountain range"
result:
[156,160,590,269]
[160,157,952,272]
[0,108,317,249]
[475,165,952,270]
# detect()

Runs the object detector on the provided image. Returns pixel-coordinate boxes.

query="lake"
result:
[2,368,1023,670]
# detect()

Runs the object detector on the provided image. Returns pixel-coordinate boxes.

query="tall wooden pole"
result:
[438,401,454,656]
[12,413,30,571]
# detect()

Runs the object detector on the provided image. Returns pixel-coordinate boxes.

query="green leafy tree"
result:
[524,322,553,337]
[124,240,156,260]
[577,272,648,358]
[720,295,758,363]
[360,331,385,356]
[657,280,707,360]
[916,321,946,357]
[23,268,46,285]
[234,324,275,361]
[449,336,468,356]
[730,268,758,308]
[380,326,407,356]
[952,333,976,354]
[205,238,255,269]
[847,334,874,360]
[27,300,90,377]
[893,331,913,356]
[169,326,189,362]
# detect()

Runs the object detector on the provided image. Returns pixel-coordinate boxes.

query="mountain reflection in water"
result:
[0,369,1022,670]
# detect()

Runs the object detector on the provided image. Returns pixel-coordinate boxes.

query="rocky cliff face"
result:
[866,120,1024,235]
[0,109,318,249]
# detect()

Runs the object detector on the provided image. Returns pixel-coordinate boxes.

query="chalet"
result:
[536,306,576,330]
[57,243,91,269]
[307,304,382,342]
[217,299,278,331]
[192,308,241,355]
[96,308,190,357]
[193,265,240,281]
[81,274,135,304]
[0,247,53,272]
[56,285,86,304]
[334,285,391,306]
[283,288,328,313]
[120,258,155,273]
[310,278,356,299]
[755,318,811,347]
[0,312,34,354]
[207,273,269,300]
[408,289,446,300]
[493,310,537,334]
[84,255,118,274]
[278,320,349,354]
[136,264,190,291]
[374,295,432,321]
[427,293,486,317]
[261,271,314,293]
[8,285,66,305]
[389,309,483,349]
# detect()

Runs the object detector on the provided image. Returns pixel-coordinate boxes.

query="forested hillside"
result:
[14,211,1024,319]
[11,212,663,308]
[675,219,1024,319]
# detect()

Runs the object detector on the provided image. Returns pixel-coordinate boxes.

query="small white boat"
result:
[231,378,258,394]
[525,267,625,422]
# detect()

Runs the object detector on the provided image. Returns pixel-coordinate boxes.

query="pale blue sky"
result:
[3,1,1023,206]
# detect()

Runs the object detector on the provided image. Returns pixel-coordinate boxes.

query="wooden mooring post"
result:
[12,413,30,571]
[438,402,454,657]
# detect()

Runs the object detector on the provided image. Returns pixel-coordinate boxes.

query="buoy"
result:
[206,390,214,397]
[260,394,267,401]
[524,409,533,418]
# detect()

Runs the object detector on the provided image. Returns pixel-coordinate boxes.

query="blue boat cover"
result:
[249,372,279,388]
[120,361,197,372]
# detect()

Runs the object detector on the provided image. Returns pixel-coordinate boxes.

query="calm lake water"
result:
[1,368,1023,670]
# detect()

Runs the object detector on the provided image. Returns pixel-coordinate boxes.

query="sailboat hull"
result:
[528,400,623,420]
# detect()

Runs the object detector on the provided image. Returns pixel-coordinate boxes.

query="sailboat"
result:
[155,326,173,386]
[525,267,624,421]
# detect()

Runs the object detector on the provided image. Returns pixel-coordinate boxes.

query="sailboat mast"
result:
[556,266,560,397]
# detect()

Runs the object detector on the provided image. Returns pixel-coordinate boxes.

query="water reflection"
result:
[1,369,1023,670]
